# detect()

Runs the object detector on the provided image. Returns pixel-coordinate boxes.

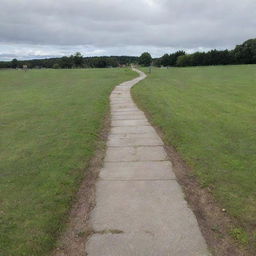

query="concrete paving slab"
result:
[105,146,168,162]
[111,97,130,100]
[112,90,130,94]
[111,91,129,93]
[87,180,210,256]
[112,108,139,112]
[111,96,132,99]
[112,119,150,127]
[111,100,134,103]
[111,110,144,116]
[114,87,130,90]
[111,104,137,108]
[111,93,130,96]
[111,99,132,101]
[111,105,138,109]
[112,111,144,115]
[111,98,133,101]
[111,102,135,106]
[112,115,146,120]
[108,132,159,139]
[111,100,135,103]
[107,135,163,146]
[111,94,131,97]
[111,125,156,134]
[86,233,210,256]
[100,161,175,180]
[112,114,144,119]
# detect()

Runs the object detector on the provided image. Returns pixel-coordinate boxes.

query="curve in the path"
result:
[85,68,211,256]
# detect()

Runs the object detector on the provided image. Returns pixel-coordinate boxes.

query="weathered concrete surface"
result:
[112,107,139,112]
[112,119,150,127]
[100,161,175,180]
[112,114,145,120]
[107,134,163,146]
[105,146,168,162]
[86,68,211,256]
[111,125,156,134]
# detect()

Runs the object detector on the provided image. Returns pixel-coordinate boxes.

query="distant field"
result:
[0,68,135,256]
[132,65,256,246]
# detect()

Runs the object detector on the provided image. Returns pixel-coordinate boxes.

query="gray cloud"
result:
[0,0,255,60]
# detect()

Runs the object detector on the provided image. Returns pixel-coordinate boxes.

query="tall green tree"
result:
[139,52,152,66]
[176,54,193,67]
[11,58,18,68]
[169,51,186,66]
[234,39,256,64]
[161,54,170,66]
[60,56,73,68]
[73,52,84,67]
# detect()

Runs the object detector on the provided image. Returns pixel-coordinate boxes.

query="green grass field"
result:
[132,65,256,246]
[0,68,135,256]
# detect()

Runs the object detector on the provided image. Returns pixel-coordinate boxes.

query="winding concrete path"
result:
[86,68,210,256]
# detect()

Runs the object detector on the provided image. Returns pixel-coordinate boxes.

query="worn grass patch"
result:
[0,68,135,256]
[132,65,256,249]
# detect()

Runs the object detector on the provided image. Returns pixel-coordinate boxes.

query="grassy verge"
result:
[0,68,136,256]
[132,65,256,248]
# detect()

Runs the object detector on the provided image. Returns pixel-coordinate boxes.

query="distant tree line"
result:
[1,38,256,69]
[155,38,256,67]
[0,52,139,69]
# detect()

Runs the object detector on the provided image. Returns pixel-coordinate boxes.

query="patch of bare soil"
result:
[52,112,111,256]
[145,119,252,256]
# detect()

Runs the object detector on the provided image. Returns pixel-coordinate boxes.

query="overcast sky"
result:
[0,0,255,60]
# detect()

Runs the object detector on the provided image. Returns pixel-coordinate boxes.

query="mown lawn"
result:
[132,65,256,247]
[0,68,135,256]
